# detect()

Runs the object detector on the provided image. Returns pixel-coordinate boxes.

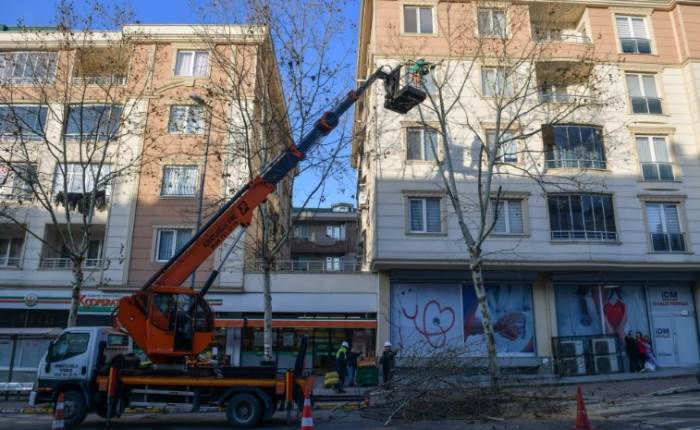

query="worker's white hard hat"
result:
[342,341,349,347]
[384,341,392,347]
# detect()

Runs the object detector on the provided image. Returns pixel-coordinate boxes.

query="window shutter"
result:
[631,17,647,38]
[509,200,524,233]
[636,137,652,162]
[409,199,424,231]
[426,198,441,232]
[616,16,632,38]
[406,128,422,160]
[646,204,663,233]
[404,6,418,33]
[493,201,507,233]
[652,137,669,162]
[663,204,681,233]
[419,7,433,34]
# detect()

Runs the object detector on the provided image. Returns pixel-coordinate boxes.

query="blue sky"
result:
[2,0,359,209]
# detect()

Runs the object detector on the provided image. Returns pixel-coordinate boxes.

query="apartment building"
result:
[0,26,293,366]
[290,202,360,272]
[354,0,700,372]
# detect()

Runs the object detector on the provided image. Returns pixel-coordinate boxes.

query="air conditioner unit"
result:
[559,340,584,357]
[561,356,586,375]
[593,338,617,355]
[594,355,620,373]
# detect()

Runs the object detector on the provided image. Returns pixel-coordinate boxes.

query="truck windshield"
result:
[49,332,90,362]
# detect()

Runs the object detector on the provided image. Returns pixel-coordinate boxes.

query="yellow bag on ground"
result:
[324,371,339,387]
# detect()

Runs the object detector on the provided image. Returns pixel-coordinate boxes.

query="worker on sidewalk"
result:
[334,341,349,393]
[347,348,360,387]
[379,341,399,384]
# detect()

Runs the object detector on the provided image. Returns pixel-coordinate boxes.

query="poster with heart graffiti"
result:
[391,283,464,355]
[463,283,535,356]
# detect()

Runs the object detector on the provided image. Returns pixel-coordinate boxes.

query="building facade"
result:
[354,0,700,373]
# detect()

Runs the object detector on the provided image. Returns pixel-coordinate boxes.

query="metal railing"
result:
[546,158,607,169]
[651,232,686,253]
[38,258,103,269]
[72,75,127,86]
[263,259,360,273]
[533,32,592,44]
[620,37,652,54]
[630,96,662,114]
[551,230,618,241]
[539,93,593,104]
[641,162,674,181]
[0,257,20,268]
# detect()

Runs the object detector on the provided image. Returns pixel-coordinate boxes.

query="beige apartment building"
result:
[354,0,700,374]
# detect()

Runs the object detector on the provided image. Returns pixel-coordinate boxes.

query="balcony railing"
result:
[533,32,591,44]
[620,38,652,54]
[39,258,103,269]
[263,259,360,273]
[641,162,674,181]
[0,257,20,268]
[651,232,686,253]
[546,158,607,169]
[539,93,593,104]
[551,230,618,242]
[72,75,127,86]
[630,96,662,114]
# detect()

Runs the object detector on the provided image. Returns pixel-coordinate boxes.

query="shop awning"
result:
[215,318,377,329]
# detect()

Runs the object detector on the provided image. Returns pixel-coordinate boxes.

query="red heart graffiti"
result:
[604,301,626,328]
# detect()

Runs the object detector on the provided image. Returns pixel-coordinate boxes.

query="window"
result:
[0,105,48,139]
[155,228,193,262]
[408,197,442,233]
[0,163,37,198]
[548,194,617,241]
[0,237,23,267]
[84,239,102,267]
[48,332,90,363]
[491,199,524,235]
[64,104,122,139]
[161,165,198,196]
[646,202,685,252]
[293,225,309,239]
[0,51,57,84]
[543,125,606,169]
[478,8,506,37]
[406,127,437,161]
[616,15,651,54]
[174,50,209,77]
[403,5,434,34]
[626,74,661,114]
[482,67,513,97]
[539,83,573,103]
[325,256,341,272]
[53,163,111,194]
[168,105,205,134]
[636,136,673,181]
[486,130,517,163]
[326,224,346,240]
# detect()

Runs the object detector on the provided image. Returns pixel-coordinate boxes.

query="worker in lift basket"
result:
[334,341,349,393]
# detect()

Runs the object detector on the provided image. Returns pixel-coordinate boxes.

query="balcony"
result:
[651,232,686,253]
[630,96,662,115]
[551,230,618,242]
[291,232,349,254]
[39,224,105,270]
[72,47,128,87]
[546,158,607,169]
[267,258,360,273]
[536,61,594,106]
[530,3,589,45]
[0,225,25,268]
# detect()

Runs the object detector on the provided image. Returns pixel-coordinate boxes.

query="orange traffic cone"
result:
[300,378,314,430]
[52,392,65,430]
[573,386,595,430]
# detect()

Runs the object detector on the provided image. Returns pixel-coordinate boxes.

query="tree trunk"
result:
[262,259,273,362]
[67,259,84,327]
[469,256,499,389]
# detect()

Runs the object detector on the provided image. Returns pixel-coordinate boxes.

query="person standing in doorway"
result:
[334,341,349,393]
[625,331,639,372]
[379,341,398,384]
[347,348,360,387]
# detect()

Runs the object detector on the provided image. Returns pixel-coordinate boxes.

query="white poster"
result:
[391,283,463,356]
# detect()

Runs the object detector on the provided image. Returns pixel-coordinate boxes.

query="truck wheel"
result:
[226,393,262,429]
[59,390,87,430]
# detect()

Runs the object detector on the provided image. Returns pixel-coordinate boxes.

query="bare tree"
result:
[195,0,356,361]
[370,2,621,387]
[0,2,154,326]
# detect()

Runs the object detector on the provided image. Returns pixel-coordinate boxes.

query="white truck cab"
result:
[30,327,130,427]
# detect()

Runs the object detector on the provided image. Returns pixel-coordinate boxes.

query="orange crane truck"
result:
[28,62,428,429]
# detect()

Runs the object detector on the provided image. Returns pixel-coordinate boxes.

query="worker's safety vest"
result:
[336,346,347,359]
